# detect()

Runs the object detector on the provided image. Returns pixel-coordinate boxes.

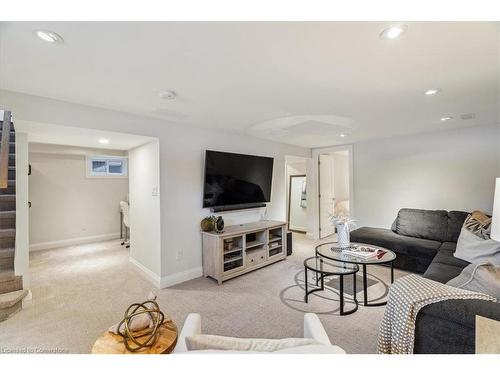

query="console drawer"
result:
[246,248,266,267]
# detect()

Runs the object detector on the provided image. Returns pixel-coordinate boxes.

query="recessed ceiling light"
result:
[33,30,63,44]
[379,25,408,40]
[98,139,109,144]
[339,133,348,138]
[440,116,454,122]
[158,90,177,100]
[425,88,441,96]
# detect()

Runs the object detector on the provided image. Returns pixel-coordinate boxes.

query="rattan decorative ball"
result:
[116,300,165,352]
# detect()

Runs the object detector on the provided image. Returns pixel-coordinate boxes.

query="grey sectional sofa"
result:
[350,208,500,354]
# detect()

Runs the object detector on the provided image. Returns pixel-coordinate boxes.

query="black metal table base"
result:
[361,262,394,307]
[304,267,358,316]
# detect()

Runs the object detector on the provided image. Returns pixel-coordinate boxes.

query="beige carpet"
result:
[0,233,407,354]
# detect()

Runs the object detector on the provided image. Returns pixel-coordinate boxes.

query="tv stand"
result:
[202,220,287,284]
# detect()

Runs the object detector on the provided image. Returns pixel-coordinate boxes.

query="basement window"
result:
[86,156,128,178]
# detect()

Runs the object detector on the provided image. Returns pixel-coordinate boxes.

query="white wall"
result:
[353,125,499,228]
[128,140,162,282]
[158,127,310,284]
[28,143,129,249]
[1,91,310,286]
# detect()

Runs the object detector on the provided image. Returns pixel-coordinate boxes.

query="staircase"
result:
[0,111,27,322]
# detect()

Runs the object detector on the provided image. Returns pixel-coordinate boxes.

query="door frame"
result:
[311,145,354,240]
[287,174,307,233]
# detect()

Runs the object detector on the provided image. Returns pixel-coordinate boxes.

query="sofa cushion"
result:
[433,248,469,269]
[395,208,448,241]
[350,227,441,260]
[438,242,457,252]
[445,211,469,242]
[423,261,465,284]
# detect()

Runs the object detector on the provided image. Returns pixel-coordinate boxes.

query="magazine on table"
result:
[340,244,387,258]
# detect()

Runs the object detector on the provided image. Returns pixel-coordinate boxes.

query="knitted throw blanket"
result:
[377,274,496,354]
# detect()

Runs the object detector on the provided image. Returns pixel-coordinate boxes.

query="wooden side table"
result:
[476,315,500,354]
[91,321,178,354]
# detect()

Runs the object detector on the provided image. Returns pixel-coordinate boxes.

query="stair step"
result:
[0,195,15,211]
[0,290,27,322]
[0,289,27,309]
[9,154,15,167]
[0,132,16,143]
[0,211,15,229]
[0,228,15,249]
[0,248,14,270]
[0,123,15,132]
[0,180,16,195]
[0,271,22,294]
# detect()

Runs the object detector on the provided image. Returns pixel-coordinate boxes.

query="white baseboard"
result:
[160,267,203,289]
[22,290,33,308]
[129,257,161,288]
[29,233,121,252]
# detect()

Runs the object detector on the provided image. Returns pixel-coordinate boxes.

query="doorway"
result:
[317,147,353,239]
[288,174,307,232]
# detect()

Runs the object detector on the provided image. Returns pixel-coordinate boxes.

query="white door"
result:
[319,154,335,238]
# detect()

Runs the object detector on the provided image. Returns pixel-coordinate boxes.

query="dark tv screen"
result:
[203,150,274,208]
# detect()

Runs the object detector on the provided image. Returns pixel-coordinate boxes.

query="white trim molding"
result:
[29,232,121,252]
[160,267,203,289]
[128,258,203,289]
[129,257,161,288]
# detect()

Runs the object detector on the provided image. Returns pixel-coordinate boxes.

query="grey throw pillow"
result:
[454,212,500,265]
[447,263,500,300]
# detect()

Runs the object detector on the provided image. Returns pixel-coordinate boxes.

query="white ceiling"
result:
[0,22,498,148]
[15,120,155,150]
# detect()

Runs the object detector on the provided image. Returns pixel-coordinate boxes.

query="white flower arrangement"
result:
[328,214,357,228]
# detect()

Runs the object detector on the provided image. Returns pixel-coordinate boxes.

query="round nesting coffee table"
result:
[303,256,359,315]
[316,242,396,307]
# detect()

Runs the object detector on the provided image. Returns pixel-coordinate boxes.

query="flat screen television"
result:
[203,150,274,209]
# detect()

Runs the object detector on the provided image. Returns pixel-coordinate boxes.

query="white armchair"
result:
[173,313,345,354]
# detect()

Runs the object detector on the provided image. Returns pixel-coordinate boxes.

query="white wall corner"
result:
[129,256,161,288]
[159,267,203,289]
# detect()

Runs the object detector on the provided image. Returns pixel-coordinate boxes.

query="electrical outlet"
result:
[152,186,159,196]
[176,249,183,260]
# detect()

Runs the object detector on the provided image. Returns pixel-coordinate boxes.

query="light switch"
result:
[152,186,159,196]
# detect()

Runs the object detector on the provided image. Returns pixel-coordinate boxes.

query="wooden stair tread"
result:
[0,248,14,258]
[0,195,15,199]
[0,210,15,217]
[0,269,15,280]
[0,289,27,309]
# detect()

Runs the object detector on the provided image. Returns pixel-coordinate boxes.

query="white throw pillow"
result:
[185,334,320,352]
[454,227,500,265]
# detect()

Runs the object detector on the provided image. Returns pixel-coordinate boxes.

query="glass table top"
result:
[316,242,396,265]
[303,256,359,274]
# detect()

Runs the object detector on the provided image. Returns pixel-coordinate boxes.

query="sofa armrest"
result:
[414,299,500,354]
[303,313,331,345]
[173,313,202,353]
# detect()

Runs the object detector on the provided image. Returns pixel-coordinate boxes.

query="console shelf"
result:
[202,220,287,284]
